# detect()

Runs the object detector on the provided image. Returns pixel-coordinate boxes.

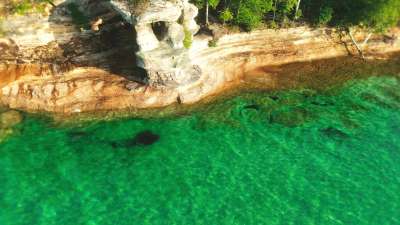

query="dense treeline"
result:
[1,0,55,15]
[192,0,400,31]
[5,0,400,32]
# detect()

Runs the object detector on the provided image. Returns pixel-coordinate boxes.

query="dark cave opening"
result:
[151,21,168,41]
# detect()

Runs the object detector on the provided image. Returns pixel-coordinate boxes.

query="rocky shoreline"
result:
[0,0,399,114]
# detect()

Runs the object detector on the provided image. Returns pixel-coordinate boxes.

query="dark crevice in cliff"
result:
[51,1,146,82]
[0,1,147,83]
[151,21,169,41]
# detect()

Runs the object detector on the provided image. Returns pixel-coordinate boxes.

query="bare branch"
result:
[348,28,366,60]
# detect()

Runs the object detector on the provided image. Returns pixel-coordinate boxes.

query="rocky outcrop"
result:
[0,109,23,142]
[0,0,399,114]
[110,0,200,86]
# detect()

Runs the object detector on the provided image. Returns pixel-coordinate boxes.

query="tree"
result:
[193,0,220,25]
[219,8,234,24]
[295,0,301,19]
[236,0,273,30]
[326,0,399,59]
[189,0,400,32]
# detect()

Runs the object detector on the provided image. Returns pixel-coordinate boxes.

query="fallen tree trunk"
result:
[348,27,372,60]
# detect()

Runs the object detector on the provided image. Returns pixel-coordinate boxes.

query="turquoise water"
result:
[0,75,400,225]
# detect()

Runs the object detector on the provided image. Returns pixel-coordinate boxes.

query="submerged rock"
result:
[67,131,88,141]
[270,108,314,127]
[0,110,23,142]
[0,128,13,142]
[269,96,280,101]
[133,130,160,146]
[320,127,349,139]
[243,104,260,111]
[310,100,334,107]
[112,130,160,148]
[0,110,23,128]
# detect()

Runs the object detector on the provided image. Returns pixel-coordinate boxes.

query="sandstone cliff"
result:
[0,0,399,113]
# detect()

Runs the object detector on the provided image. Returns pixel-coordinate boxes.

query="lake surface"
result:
[0,75,399,225]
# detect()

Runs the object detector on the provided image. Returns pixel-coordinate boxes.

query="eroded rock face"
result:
[110,0,201,86]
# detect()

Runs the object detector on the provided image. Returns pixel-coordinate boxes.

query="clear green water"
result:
[1,76,400,225]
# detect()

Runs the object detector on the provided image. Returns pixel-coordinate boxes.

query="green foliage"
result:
[208,0,220,9]
[6,0,51,15]
[14,1,33,15]
[189,0,400,31]
[268,20,278,29]
[295,9,302,19]
[236,0,273,30]
[183,27,193,49]
[317,6,333,25]
[236,7,262,31]
[219,9,233,24]
[208,39,218,47]
[278,0,298,15]
[302,0,400,31]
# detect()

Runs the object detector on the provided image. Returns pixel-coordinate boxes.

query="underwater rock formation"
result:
[0,109,23,142]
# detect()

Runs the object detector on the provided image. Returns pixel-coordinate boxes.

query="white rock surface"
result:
[110,0,201,86]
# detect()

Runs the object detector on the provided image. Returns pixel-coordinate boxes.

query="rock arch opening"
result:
[151,21,168,41]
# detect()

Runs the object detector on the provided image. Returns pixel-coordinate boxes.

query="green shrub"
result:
[13,0,33,15]
[208,39,218,47]
[219,9,233,24]
[268,21,278,29]
[183,27,192,49]
[2,1,55,16]
[295,9,302,19]
[318,6,333,26]
[236,7,262,31]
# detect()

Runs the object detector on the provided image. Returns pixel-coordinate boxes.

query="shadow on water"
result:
[67,129,160,149]
[48,0,148,83]
[111,130,160,148]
